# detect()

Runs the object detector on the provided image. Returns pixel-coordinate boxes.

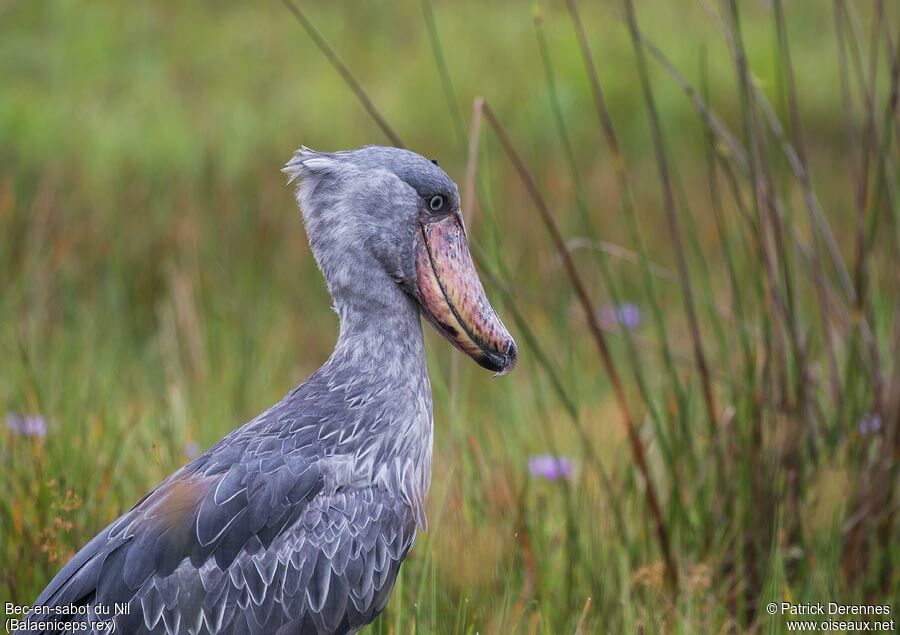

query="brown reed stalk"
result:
[831,1,879,428]
[772,0,842,405]
[724,1,785,610]
[534,13,680,475]
[746,6,811,554]
[620,0,720,458]
[562,0,693,472]
[280,0,405,148]
[699,49,757,405]
[462,97,484,225]
[446,96,486,410]
[480,100,679,590]
[845,0,887,413]
[704,3,796,422]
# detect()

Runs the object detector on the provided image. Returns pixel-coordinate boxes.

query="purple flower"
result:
[6,413,48,438]
[600,302,642,331]
[858,414,882,436]
[185,440,201,458]
[528,454,575,482]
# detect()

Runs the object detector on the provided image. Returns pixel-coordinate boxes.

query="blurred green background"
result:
[2,1,898,632]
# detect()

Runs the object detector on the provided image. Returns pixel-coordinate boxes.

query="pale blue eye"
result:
[429,195,444,211]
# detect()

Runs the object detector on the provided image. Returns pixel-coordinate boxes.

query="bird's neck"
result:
[317,283,434,521]
[328,288,428,386]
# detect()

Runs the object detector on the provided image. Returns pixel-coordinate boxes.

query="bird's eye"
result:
[428,195,444,211]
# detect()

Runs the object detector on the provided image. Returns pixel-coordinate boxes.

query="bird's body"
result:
[19,146,515,635]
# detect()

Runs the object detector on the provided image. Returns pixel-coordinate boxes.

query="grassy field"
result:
[2,1,899,632]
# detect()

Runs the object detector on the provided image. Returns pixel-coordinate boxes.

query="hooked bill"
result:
[414,213,517,375]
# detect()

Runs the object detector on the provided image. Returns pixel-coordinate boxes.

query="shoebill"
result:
[19,146,516,634]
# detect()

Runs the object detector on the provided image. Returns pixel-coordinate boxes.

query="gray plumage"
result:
[18,146,508,635]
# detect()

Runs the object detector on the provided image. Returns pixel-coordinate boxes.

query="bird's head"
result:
[284,145,516,375]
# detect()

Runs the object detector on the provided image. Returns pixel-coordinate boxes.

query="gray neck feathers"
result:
[330,288,427,384]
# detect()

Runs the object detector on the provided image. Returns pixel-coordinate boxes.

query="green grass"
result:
[2,1,898,632]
